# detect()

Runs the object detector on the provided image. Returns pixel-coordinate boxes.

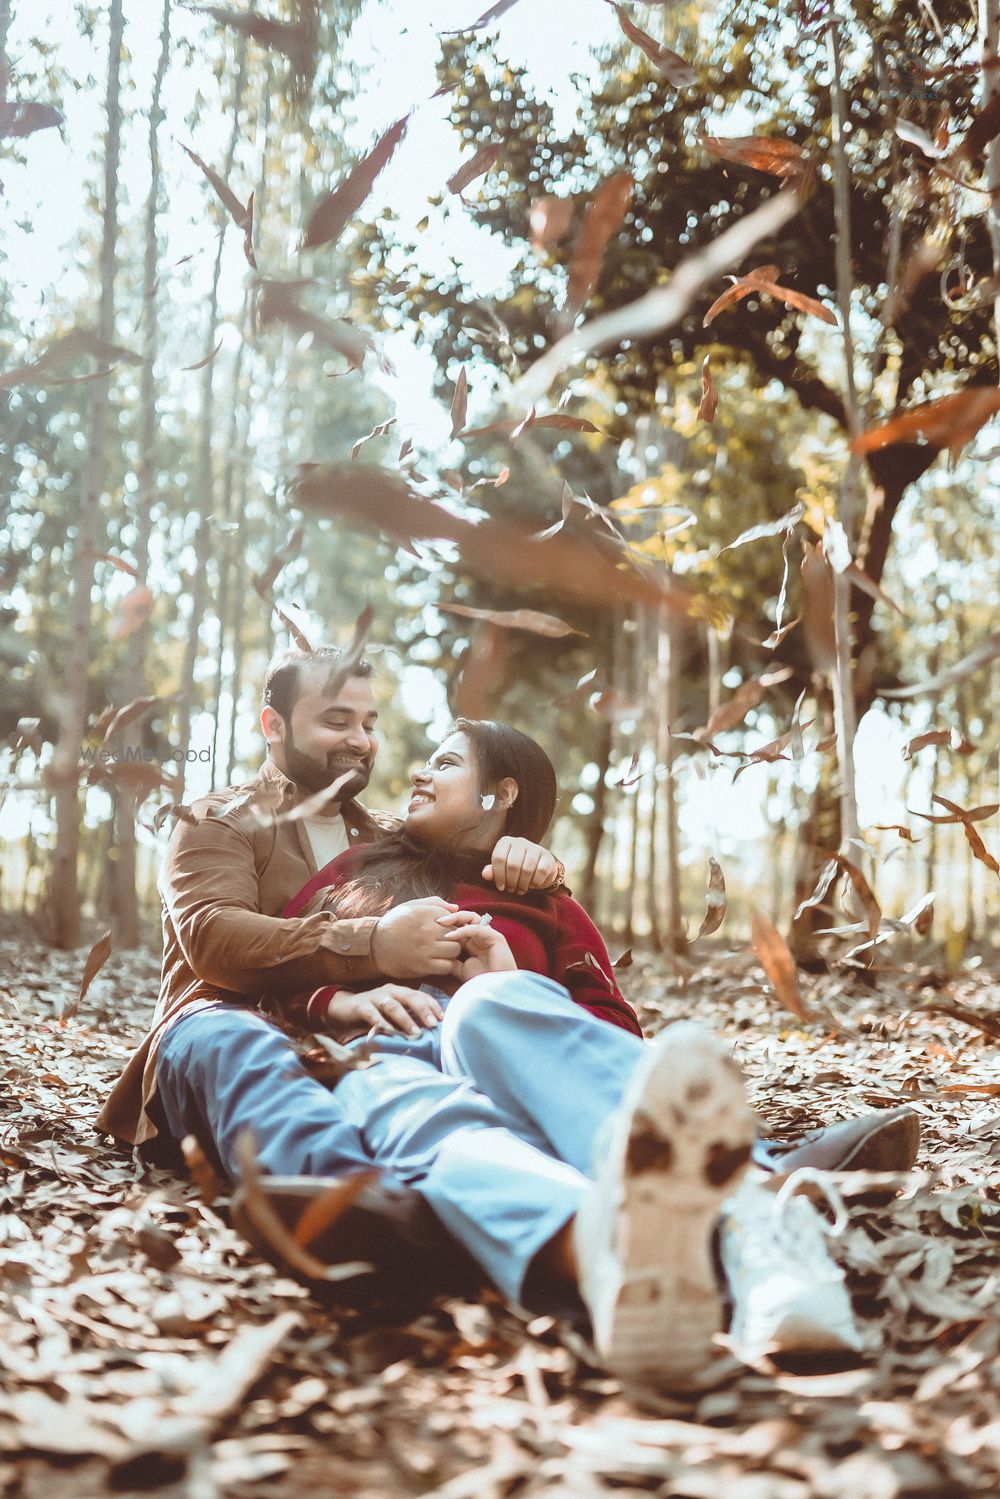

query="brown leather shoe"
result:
[230,1171,481,1304]
[760,1108,920,1175]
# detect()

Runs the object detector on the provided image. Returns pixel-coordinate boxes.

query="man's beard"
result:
[282,730,371,801]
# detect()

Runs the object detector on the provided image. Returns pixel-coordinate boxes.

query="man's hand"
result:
[371,897,480,978]
[450,921,517,984]
[325,984,444,1040]
[482,836,563,895]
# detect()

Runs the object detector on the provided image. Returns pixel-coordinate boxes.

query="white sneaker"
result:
[721,1168,863,1362]
[574,1021,756,1393]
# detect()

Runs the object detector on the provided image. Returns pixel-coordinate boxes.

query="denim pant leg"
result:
[155,1005,373,1179]
[332,1056,586,1303]
[438,971,648,1178]
[156,1004,586,1303]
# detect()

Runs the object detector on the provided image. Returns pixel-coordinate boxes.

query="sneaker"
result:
[721,1167,863,1362]
[573,1021,757,1393]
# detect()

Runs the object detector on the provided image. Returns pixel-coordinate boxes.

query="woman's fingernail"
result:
[497,882,505,892]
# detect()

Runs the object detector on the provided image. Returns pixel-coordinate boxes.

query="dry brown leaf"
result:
[853,386,1000,460]
[0,101,63,137]
[109,584,154,641]
[698,356,718,421]
[438,604,584,639]
[530,195,575,252]
[302,115,410,251]
[565,171,633,322]
[704,266,835,328]
[99,696,162,746]
[93,552,141,579]
[800,541,836,672]
[827,851,883,940]
[254,280,375,371]
[611,4,698,86]
[696,857,727,938]
[182,337,224,373]
[701,666,793,737]
[69,930,113,1018]
[181,143,249,227]
[460,411,601,440]
[350,418,397,462]
[750,911,813,1021]
[447,142,502,196]
[697,132,808,178]
[456,623,510,719]
[450,368,469,438]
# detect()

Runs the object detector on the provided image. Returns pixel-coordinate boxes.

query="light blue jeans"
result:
[156,971,646,1300]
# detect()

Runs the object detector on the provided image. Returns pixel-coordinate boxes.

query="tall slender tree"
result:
[50,0,125,948]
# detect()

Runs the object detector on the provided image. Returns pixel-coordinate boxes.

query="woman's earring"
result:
[481,793,496,811]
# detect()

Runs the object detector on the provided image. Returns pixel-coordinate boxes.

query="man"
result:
[99,642,918,1394]
[98,644,563,1148]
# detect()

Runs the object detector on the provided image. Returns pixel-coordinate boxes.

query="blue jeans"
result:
[156,972,643,1300]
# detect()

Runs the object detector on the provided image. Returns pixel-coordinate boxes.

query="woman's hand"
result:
[482,836,563,894]
[450,922,517,982]
[324,984,444,1041]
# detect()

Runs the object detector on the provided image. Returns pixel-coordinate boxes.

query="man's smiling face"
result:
[265,667,379,799]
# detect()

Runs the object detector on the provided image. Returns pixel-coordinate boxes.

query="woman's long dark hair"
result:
[324,719,558,919]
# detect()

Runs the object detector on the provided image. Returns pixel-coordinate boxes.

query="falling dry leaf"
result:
[181,143,250,227]
[701,665,793,738]
[450,368,469,438]
[565,172,633,322]
[190,5,316,70]
[270,602,314,655]
[0,328,143,389]
[826,851,883,940]
[446,0,523,30]
[438,604,584,639]
[610,4,698,86]
[68,931,113,1019]
[751,911,812,1021]
[182,338,225,373]
[302,115,410,251]
[254,280,375,371]
[99,697,162,747]
[322,604,375,701]
[704,264,835,328]
[853,387,1000,460]
[109,584,154,641]
[697,132,808,178]
[350,418,397,462]
[456,623,510,718]
[697,356,718,421]
[530,196,575,251]
[0,101,63,137]
[93,552,141,579]
[460,411,601,440]
[902,727,974,760]
[696,857,727,938]
[447,142,502,196]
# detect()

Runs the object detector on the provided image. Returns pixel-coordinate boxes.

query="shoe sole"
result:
[583,1022,757,1392]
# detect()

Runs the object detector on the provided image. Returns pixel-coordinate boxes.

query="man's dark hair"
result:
[261,645,374,724]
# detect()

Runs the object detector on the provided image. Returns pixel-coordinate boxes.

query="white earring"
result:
[481,793,496,810]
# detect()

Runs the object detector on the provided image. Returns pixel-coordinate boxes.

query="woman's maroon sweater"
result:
[283,849,642,1036]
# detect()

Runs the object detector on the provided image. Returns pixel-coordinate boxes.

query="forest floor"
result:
[1,914,999,1499]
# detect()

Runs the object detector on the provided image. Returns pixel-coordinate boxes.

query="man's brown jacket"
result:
[97,757,391,1145]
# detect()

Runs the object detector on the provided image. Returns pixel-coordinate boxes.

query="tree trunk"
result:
[174,40,248,799]
[827,17,861,852]
[980,0,1000,365]
[114,0,170,947]
[50,0,125,949]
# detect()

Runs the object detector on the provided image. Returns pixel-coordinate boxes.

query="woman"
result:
[281,718,642,1041]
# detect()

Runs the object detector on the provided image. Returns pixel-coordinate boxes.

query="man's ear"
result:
[497,776,519,810]
[260,707,285,747]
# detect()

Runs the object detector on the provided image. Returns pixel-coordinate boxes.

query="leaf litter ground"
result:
[1,915,998,1498]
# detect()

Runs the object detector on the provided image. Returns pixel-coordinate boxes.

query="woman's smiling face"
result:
[406,731,492,847]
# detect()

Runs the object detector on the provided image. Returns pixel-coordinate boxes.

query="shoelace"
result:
[773,1167,850,1238]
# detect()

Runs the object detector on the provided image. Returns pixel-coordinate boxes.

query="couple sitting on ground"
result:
[99,643,919,1398]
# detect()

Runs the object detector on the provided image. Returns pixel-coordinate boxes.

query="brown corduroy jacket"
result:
[96,757,392,1146]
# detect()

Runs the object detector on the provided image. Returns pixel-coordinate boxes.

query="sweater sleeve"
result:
[551,895,643,1036]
